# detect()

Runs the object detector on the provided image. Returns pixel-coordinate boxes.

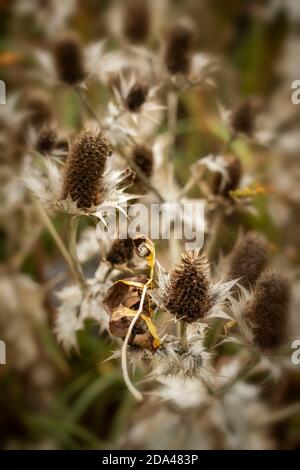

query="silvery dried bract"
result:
[107,73,165,130]
[150,330,213,380]
[54,276,109,353]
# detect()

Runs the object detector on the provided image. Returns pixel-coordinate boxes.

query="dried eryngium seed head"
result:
[123,0,151,43]
[228,232,270,287]
[165,251,211,323]
[126,83,148,112]
[36,126,57,155]
[132,145,153,180]
[230,99,256,136]
[106,237,134,266]
[212,155,242,197]
[25,92,53,128]
[165,22,194,75]
[244,271,290,351]
[53,33,86,85]
[62,128,112,209]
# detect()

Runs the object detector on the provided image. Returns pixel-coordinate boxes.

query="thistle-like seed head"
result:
[123,0,151,43]
[53,33,86,85]
[62,128,112,209]
[36,126,57,155]
[126,83,148,112]
[165,251,211,323]
[132,145,153,180]
[106,238,134,266]
[24,91,53,128]
[212,155,242,197]
[230,99,256,136]
[244,271,290,351]
[165,22,194,75]
[228,232,270,288]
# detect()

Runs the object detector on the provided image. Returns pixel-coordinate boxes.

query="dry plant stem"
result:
[121,284,148,402]
[75,87,101,125]
[206,211,223,260]
[179,321,188,352]
[115,146,165,203]
[217,354,257,398]
[10,225,42,270]
[252,401,300,429]
[68,216,87,289]
[167,90,180,268]
[33,198,79,283]
[42,271,69,294]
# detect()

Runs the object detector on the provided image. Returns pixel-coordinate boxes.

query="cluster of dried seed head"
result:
[53,33,86,86]
[212,155,242,198]
[123,0,151,43]
[165,251,212,323]
[230,99,256,137]
[106,238,134,266]
[228,232,270,288]
[132,145,153,180]
[126,83,148,112]
[244,271,290,351]
[35,126,57,155]
[165,22,194,75]
[62,128,112,209]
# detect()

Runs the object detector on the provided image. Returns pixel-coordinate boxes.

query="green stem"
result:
[33,199,78,283]
[68,216,86,289]
[75,87,101,125]
[179,321,188,352]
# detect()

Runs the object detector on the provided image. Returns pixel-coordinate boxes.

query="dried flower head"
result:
[62,128,112,209]
[132,145,154,180]
[35,126,57,155]
[244,271,290,351]
[106,237,134,266]
[126,82,149,113]
[165,251,211,323]
[24,91,53,129]
[230,99,256,136]
[165,22,194,75]
[103,274,156,350]
[53,33,86,85]
[123,0,151,43]
[212,155,242,197]
[228,232,270,288]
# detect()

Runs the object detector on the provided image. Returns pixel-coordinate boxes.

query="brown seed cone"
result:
[53,33,86,85]
[106,238,134,266]
[228,232,270,288]
[123,0,151,43]
[165,23,194,75]
[132,145,153,180]
[244,271,290,351]
[62,129,111,209]
[165,251,211,323]
[230,99,256,136]
[212,155,242,198]
[36,126,57,155]
[126,83,148,112]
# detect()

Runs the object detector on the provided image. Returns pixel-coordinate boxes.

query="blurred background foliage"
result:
[0,0,300,449]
